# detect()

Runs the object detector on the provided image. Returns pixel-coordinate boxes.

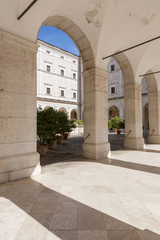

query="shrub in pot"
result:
[56,112,76,142]
[37,107,58,153]
[108,116,124,134]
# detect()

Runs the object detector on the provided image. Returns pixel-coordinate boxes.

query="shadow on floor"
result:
[40,136,83,167]
[105,157,160,176]
[0,178,160,240]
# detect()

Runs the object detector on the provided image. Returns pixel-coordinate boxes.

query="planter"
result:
[63,133,69,141]
[49,140,57,150]
[56,135,63,145]
[37,144,48,155]
[117,130,121,134]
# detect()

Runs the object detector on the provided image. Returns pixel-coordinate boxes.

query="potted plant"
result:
[56,111,76,143]
[37,107,58,153]
[108,116,124,134]
[63,119,76,140]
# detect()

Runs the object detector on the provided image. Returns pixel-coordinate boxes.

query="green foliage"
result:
[37,107,77,144]
[37,107,58,144]
[76,119,83,125]
[108,116,124,130]
[56,111,76,134]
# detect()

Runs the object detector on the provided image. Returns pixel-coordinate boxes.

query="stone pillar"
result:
[0,30,41,183]
[148,91,160,143]
[82,68,110,159]
[124,83,144,149]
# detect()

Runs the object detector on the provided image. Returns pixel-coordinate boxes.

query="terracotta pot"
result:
[56,135,63,145]
[63,133,69,140]
[37,144,48,155]
[49,140,57,150]
[117,130,121,134]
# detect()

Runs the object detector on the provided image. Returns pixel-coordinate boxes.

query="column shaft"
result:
[148,91,160,143]
[82,68,110,159]
[124,83,144,149]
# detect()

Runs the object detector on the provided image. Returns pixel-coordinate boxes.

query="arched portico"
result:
[0,15,110,183]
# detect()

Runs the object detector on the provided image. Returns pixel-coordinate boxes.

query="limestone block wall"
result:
[0,31,41,183]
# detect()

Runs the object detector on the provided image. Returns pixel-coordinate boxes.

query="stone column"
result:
[148,91,160,143]
[0,30,41,183]
[82,68,110,159]
[124,83,144,149]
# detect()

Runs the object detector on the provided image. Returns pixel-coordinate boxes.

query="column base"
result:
[148,135,160,144]
[82,142,110,160]
[0,152,41,184]
[124,137,144,150]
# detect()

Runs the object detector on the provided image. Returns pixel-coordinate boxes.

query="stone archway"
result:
[109,106,120,120]
[39,16,110,159]
[59,107,67,115]
[71,109,78,120]
[113,52,144,149]
[40,16,95,71]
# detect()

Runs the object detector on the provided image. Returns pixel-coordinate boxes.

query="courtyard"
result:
[1,135,160,240]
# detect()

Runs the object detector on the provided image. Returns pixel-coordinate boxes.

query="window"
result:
[73,92,76,98]
[46,50,50,54]
[111,86,116,94]
[46,65,51,72]
[61,69,64,76]
[46,87,50,94]
[73,73,76,79]
[111,64,115,72]
[61,90,64,97]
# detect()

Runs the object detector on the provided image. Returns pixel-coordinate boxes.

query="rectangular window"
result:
[61,90,64,96]
[46,50,50,54]
[61,69,64,76]
[46,65,51,72]
[111,64,115,72]
[73,92,76,98]
[73,73,76,79]
[111,86,116,94]
[46,87,50,94]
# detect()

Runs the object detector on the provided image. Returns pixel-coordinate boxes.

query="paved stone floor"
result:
[1,135,160,240]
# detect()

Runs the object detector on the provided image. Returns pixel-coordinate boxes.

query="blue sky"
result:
[38,26,79,56]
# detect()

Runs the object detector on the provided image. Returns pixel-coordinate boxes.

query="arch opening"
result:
[71,109,78,120]
[108,106,120,120]
[38,16,95,71]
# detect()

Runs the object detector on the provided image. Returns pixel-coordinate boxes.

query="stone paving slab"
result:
[1,135,160,239]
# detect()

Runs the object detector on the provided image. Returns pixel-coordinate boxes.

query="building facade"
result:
[37,40,82,120]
